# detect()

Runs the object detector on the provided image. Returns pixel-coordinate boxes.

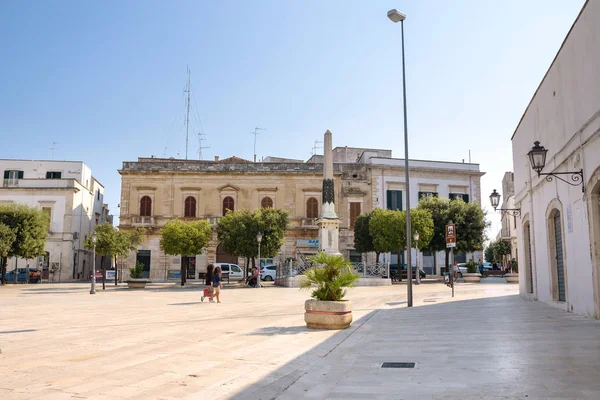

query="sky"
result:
[0,0,586,239]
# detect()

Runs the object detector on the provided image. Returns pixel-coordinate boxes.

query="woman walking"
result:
[201,264,214,303]
[212,266,223,304]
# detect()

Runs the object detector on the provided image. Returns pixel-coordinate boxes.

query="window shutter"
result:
[46,172,52,179]
[397,191,403,211]
[418,191,424,201]
[17,171,24,179]
[386,190,392,210]
[463,194,469,203]
[3,171,8,179]
[449,193,455,200]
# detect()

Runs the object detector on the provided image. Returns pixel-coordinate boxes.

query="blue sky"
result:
[0,0,586,237]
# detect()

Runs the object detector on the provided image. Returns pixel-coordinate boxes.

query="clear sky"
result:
[0,0,586,239]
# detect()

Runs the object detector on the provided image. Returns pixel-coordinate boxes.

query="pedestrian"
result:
[201,264,214,303]
[212,266,223,304]
[452,261,459,281]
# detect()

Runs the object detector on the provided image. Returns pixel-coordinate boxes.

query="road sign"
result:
[446,223,456,248]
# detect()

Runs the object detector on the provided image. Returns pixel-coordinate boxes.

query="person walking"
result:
[201,264,214,303]
[212,266,223,304]
[452,261,459,282]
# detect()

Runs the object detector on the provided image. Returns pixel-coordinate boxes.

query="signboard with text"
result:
[167,270,182,281]
[446,224,456,248]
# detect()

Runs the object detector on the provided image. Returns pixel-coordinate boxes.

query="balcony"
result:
[3,179,19,187]
[2,178,77,190]
[301,218,318,229]
[132,216,155,226]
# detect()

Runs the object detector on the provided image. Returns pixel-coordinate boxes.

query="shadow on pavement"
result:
[0,329,38,335]
[245,325,307,336]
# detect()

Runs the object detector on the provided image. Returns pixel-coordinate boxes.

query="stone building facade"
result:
[118,146,484,281]
[0,159,110,282]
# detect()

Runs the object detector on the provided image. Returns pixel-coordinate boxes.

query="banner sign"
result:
[167,270,182,281]
[446,224,456,248]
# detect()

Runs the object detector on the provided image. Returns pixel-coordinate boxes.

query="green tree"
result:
[368,208,404,255]
[353,211,379,261]
[0,204,49,285]
[396,208,435,252]
[0,223,16,261]
[494,239,512,264]
[484,242,496,262]
[217,208,288,276]
[84,223,144,287]
[160,219,212,286]
[300,252,360,301]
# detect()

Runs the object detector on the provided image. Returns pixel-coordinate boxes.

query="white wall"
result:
[512,0,600,317]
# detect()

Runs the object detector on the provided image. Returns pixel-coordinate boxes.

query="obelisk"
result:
[317,130,341,255]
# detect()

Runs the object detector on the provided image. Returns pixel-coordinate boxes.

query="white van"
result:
[213,263,245,281]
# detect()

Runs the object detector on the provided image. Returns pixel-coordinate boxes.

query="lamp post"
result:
[489,189,521,217]
[388,8,413,307]
[414,231,420,285]
[256,231,263,288]
[527,141,585,192]
[90,231,97,295]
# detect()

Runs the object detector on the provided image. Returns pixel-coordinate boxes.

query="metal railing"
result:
[351,262,390,278]
[3,179,19,187]
[132,216,155,225]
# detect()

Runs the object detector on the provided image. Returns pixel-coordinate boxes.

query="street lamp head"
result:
[413,231,419,242]
[489,189,501,211]
[257,231,263,243]
[387,9,406,23]
[92,231,97,244]
[527,141,548,176]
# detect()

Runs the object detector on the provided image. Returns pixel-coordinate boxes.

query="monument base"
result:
[316,217,341,255]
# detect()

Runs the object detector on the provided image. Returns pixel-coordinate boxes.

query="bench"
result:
[198,272,230,283]
[482,270,506,278]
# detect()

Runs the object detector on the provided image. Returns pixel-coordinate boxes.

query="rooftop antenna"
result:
[312,140,323,156]
[252,126,266,162]
[469,149,471,163]
[50,142,57,160]
[163,146,168,157]
[197,132,210,160]
[184,66,191,160]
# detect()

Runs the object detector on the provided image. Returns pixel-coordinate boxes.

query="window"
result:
[221,265,230,272]
[223,196,234,215]
[306,197,319,218]
[3,170,24,184]
[45,171,62,179]
[97,190,101,201]
[386,190,402,210]
[140,196,152,217]
[418,191,438,200]
[261,197,273,208]
[231,265,242,273]
[184,196,197,217]
[449,193,469,203]
[349,202,361,230]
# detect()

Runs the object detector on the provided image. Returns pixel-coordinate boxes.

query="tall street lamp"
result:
[388,8,413,307]
[256,231,263,288]
[414,231,420,285]
[90,231,97,295]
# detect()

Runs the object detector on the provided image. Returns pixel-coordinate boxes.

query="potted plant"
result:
[300,252,360,330]
[462,259,482,283]
[505,260,519,284]
[126,262,151,289]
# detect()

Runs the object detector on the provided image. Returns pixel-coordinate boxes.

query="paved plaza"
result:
[0,280,599,400]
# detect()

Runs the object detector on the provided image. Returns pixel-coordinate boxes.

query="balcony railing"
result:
[132,216,155,226]
[301,218,318,228]
[3,179,19,187]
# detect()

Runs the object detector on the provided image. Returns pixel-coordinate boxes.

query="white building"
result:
[327,147,485,276]
[497,172,518,263]
[511,0,600,317]
[0,160,110,282]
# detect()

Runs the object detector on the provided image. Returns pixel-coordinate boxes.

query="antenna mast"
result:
[50,142,58,160]
[312,140,323,156]
[198,132,210,160]
[185,67,191,160]
[252,126,266,162]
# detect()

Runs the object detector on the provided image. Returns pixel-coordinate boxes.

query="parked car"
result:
[480,262,493,271]
[213,263,244,280]
[389,264,426,280]
[0,268,41,283]
[260,264,277,281]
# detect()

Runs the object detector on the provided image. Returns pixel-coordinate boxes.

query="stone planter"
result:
[304,299,352,330]
[505,273,519,284]
[462,273,482,283]
[126,279,151,289]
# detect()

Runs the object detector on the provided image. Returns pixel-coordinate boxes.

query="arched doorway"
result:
[523,221,534,294]
[216,243,237,264]
[548,209,566,302]
[587,175,600,317]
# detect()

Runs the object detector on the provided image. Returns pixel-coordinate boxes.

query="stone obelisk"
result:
[317,130,341,255]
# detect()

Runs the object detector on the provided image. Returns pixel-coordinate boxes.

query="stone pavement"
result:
[0,280,599,400]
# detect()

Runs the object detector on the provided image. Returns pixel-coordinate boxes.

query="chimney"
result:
[214,156,219,162]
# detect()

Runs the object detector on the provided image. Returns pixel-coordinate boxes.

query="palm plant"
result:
[300,252,360,301]
[129,262,144,279]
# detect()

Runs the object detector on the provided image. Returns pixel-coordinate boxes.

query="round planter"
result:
[505,273,519,284]
[462,273,482,283]
[304,299,352,330]
[126,279,151,289]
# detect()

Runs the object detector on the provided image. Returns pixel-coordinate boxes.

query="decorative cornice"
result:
[180,187,202,191]
[302,188,322,193]
[136,186,157,191]
[217,184,240,192]
[256,187,278,192]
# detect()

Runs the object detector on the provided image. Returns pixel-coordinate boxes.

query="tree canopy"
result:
[84,222,144,270]
[353,211,376,257]
[0,203,49,285]
[368,208,403,254]
[0,223,16,259]
[485,239,511,263]
[160,219,212,286]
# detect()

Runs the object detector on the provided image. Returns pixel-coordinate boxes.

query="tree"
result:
[368,208,404,255]
[494,239,512,264]
[484,242,496,262]
[0,223,16,262]
[396,208,434,252]
[353,211,379,261]
[217,208,289,276]
[84,223,144,287]
[417,196,488,271]
[0,204,49,285]
[160,219,212,286]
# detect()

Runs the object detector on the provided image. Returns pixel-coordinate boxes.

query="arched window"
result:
[140,196,152,217]
[306,197,318,219]
[184,196,196,218]
[261,197,273,208]
[223,196,234,216]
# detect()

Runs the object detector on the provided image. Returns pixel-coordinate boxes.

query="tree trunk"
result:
[445,248,450,274]
[0,257,6,285]
[180,257,185,286]
[101,255,106,290]
[397,248,402,282]
[245,257,250,278]
[114,255,118,285]
[375,252,380,263]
